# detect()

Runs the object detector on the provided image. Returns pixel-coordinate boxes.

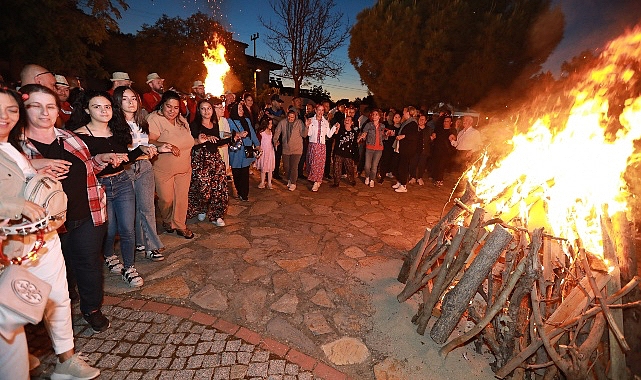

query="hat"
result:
[270,94,284,103]
[110,72,131,82]
[146,73,163,84]
[192,80,204,88]
[54,75,69,87]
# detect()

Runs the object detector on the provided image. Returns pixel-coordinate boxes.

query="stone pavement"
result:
[26,172,474,379]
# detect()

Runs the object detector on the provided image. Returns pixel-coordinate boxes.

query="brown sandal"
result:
[176,228,194,239]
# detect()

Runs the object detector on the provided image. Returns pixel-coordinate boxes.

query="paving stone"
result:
[202,353,222,367]
[310,289,336,308]
[343,246,366,258]
[213,366,231,379]
[211,340,227,353]
[174,369,196,379]
[97,354,121,368]
[145,258,194,281]
[251,350,270,363]
[226,339,242,351]
[268,359,287,374]
[321,337,370,365]
[154,357,173,369]
[221,351,237,365]
[133,357,157,370]
[116,357,138,370]
[170,357,187,370]
[183,333,201,344]
[230,364,249,379]
[141,276,191,298]
[195,368,215,379]
[266,317,318,355]
[130,343,150,356]
[196,341,213,354]
[274,256,317,272]
[240,265,271,283]
[237,351,253,364]
[247,362,269,377]
[145,344,163,357]
[192,285,229,311]
[236,286,268,323]
[177,320,194,333]
[285,363,299,375]
[176,345,196,357]
[187,355,205,369]
[299,273,322,292]
[304,312,334,336]
[270,292,299,314]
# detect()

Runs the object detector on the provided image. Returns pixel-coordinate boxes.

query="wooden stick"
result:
[578,248,630,352]
[439,228,543,356]
[403,227,432,284]
[495,276,639,378]
[398,234,450,302]
[431,224,513,344]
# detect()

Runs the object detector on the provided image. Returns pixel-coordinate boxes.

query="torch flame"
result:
[470,25,641,258]
[203,35,230,96]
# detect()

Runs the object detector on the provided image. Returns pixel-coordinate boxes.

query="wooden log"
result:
[430,224,513,344]
[439,228,543,356]
[398,233,449,302]
[397,228,430,284]
[401,227,432,284]
[415,226,467,334]
[495,275,638,379]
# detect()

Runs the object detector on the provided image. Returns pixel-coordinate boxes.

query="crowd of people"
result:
[0,63,483,379]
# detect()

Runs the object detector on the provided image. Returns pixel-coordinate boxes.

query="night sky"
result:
[116,0,641,101]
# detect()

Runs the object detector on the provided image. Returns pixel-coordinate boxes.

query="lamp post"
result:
[254,68,262,97]
[250,33,259,57]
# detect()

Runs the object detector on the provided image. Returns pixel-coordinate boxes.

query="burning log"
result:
[430,224,514,344]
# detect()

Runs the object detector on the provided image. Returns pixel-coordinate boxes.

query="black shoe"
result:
[83,310,110,333]
[162,222,175,233]
[176,228,194,239]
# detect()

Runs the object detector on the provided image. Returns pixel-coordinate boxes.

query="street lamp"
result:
[254,68,261,97]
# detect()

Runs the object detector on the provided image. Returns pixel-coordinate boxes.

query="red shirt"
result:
[142,91,162,113]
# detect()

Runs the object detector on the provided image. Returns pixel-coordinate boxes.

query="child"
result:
[256,118,276,189]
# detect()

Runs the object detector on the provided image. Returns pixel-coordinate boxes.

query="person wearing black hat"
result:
[264,94,285,180]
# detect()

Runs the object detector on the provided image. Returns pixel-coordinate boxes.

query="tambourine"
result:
[1,214,50,236]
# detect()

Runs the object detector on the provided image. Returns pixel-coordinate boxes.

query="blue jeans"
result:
[364,149,383,181]
[61,216,107,315]
[100,171,136,268]
[126,160,163,251]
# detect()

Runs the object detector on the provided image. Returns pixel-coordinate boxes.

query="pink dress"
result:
[255,130,275,172]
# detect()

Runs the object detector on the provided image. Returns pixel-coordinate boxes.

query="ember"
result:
[398,26,641,380]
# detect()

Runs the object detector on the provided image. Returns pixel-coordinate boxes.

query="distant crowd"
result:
[0,64,482,379]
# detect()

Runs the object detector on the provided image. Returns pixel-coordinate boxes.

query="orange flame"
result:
[469,26,641,258]
[203,35,230,96]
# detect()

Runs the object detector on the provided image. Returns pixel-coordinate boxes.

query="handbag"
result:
[1,174,68,235]
[244,145,262,159]
[0,232,51,328]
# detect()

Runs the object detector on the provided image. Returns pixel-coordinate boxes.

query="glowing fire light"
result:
[203,35,230,96]
[469,26,641,258]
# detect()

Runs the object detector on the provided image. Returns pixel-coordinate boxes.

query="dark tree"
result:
[260,0,350,97]
[0,0,128,80]
[349,0,564,110]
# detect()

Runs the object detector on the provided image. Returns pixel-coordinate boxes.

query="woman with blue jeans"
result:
[113,86,171,261]
[70,91,153,287]
[359,109,387,188]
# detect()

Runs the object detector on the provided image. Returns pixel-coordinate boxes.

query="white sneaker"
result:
[104,255,124,273]
[288,184,296,191]
[386,172,394,178]
[408,178,417,184]
[213,218,226,227]
[312,182,320,192]
[395,185,408,193]
[258,182,265,189]
[365,177,370,185]
[50,352,100,380]
[122,266,144,287]
[418,178,425,186]
[197,213,206,221]
[369,181,374,188]
[392,182,401,189]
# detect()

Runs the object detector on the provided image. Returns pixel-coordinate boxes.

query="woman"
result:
[113,86,170,261]
[379,111,401,183]
[227,101,260,201]
[68,90,150,287]
[242,92,261,127]
[392,106,419,193]
[3,86,102,378]
[188,98,230,226]
[359,108,386,188]
[305,104,338,192]
[331,115,358,187]
[147,91,195,239]
[430,115,457,187]
[215,100,232,175]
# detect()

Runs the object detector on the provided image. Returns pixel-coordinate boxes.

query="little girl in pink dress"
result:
[256,119,275,189]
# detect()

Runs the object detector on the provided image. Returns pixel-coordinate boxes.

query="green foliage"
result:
[349,0,564,110]
[0,0,126,78]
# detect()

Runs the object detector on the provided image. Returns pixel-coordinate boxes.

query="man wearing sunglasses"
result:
[20,64,56,90]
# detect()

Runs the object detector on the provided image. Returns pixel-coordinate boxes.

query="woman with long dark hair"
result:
[147,91,195,238]
[67,90,152,287]
[1,86,100,379]
[113,86,171,261]
[227,101,260,201]
[187,98,230,226]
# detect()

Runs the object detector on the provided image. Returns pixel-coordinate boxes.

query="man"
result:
[20,64,56,90]
[107,71,133,95]
[54,75,73,128]
[265,94,286,180]
[187,80,206,123]
[451,115,482,172]
[289,96,305,121]
[142,72,164,113]
[223,90,236,118]
[273,110,307,191]
[325,101,346,179]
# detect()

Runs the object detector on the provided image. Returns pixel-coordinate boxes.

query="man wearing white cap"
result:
[187,80,206,123]
[54,75,73,127]
[108,71,132,95]
[142,72,164,113]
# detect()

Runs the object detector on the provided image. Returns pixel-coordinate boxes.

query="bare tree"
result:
[260,0,349,96]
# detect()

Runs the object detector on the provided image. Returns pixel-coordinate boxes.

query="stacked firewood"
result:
[397,184,640,379]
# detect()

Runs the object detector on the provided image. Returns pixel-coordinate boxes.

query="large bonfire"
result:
[398,25,641,380]
[202,34,230,96]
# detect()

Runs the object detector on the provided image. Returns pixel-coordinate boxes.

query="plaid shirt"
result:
[20,128,107,226]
